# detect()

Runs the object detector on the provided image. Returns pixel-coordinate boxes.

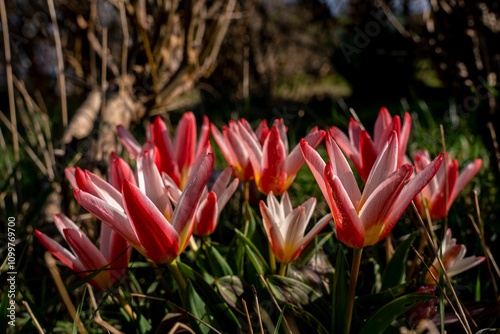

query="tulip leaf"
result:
[331,245,348,334]
[214,275,244,309]
[381,233,417,290]
[185,280,216,334]
[178,262,240,330]
[266,275,322,305]
[358,292,435,334]
[205,242,233,277]
[234,228,269,275]
[356,282,415,310]
[286,303,330,334]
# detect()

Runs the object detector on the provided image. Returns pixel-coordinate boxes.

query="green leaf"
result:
[234,228,269,275]
[205,242,233,277]
[185,280,214,334]
[356,282,414,306]
[359,292,435,334]
[266,275,322,305]
[381,233,417,290]
[296,232,334,265]
[178,262,240,331]
[287,303,330,334]
[331,245,348,334]
[214,275,244,309]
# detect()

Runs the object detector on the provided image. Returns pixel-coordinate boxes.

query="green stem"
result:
[168,259,186,303]
[243,181,250,205]
[278,262,287,276]
[345,247,363,334]
[269,247,277,274]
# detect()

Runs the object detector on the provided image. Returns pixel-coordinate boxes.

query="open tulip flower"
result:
[238,118,326,195]
[425,229,485,284]
[330,107,412,182]
[414,150,482,220]
[260,192,331,265]
[35,214,129,290]
[74,148,215,264]
[301,131,443,248]
[211,119,269,182]
[117,112,211,190]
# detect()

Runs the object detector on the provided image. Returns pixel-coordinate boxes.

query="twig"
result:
[252,285,265,334]
[44,252,89,334]
[47,0,68,128]
[22,301,44,334]
[242,299,254,334]
[258,275,293,334]
[0,0,19,206]
[439,124,449,233]
[487,122,500,178]
[88,287,125,334]
[411,202,472,333]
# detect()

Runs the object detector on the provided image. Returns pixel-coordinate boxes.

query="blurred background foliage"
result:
[1,0,500,331]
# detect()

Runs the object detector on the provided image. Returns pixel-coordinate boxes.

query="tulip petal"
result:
[217,178,239,210]
[300,139,329,206]
[284,127,325,177]
[326,136,361,207]
[171,153,214,251]
[35,229,83,272]
[362,131,398,203]
[330,125,361,171]
[358,130,377,181]
[359,165,412,246]
[122,181,179,264]
[194,191,218,236]
[108,152,137,190]
[382,154,443,240]
[174,112,197,174]
[64,228,111,289]
[238,120,263,175]
[398,112,412,166]
[195,115,211,159]
[117,125,142,158]
[54,213,81,240]
[74,189,140,247]
[65,167,78,189]
[137,150,172,218]
[260,200,286,262]
[259,126,286,194]
[325,163,364,248]
[449,158,482,206]
[430,158,458,218]
[299,213,331,253]
[373,107,392,149]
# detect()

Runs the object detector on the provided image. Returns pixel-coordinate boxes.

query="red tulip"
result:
[414,150,482,220]
[74,154,214,264]
[35,214,129,290]
[330,107,412,182]
[117,112,210,190]
[238,118,326,195]
[211,119,268,182]
[301,131,442,248]
[260,192,331,264]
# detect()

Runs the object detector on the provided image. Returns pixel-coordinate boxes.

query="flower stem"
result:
[168,259,186,303]
[278,262,287,276]
[243,181,250,205]
[115,288,136,320]
[345,247,363,334]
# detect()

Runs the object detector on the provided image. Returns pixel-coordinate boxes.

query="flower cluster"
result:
[35,108,485,331]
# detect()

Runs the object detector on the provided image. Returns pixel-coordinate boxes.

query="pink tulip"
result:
[74,153,214,264]
[35,214,129,290]
[330,107,412,182]
[260,192,331,264]
[425,229,485,284]
[238,118,326,195]
[301,131,443,248]
[117,112,210,190]
[414,150,482,220]
[211,119,269,182]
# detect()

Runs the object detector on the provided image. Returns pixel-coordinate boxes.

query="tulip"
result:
[117,112,210,190]
[74,153,214,264]
[193,167,239,237]
[425,229,485,284]
[35,214,129,290]
[210,119,269,182]
[414,150,482,220]
[238,118,326,195]
[301,131,443,249]
[330,107,412,182]
[260,191,331,267]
